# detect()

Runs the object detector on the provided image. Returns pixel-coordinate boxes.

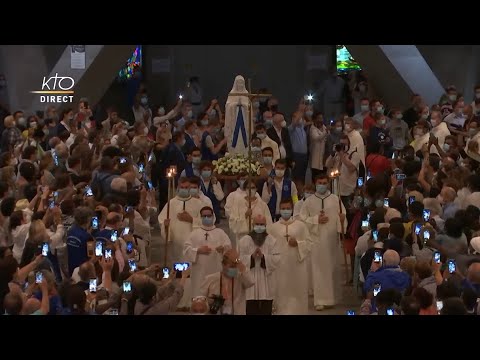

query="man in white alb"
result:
[238,214,280,315]
[268,198,311,315]
[300,174,346,311]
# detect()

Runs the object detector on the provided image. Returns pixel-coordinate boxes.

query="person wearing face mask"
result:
[158,177,204,266]
[326,135,361,209]
[255,123,280,164]
[200,118,227,162]
[188,176,215,215]
[163,132,188,179]
[293,183,315,221]
[262,159,298,221]
[387,108,411,152]
[353,97,372,131]
[410,120,430,154]
[1,115,23,153]
[444,99,466,131]
[352,81,369,115]
[300,174,346,311]
[363,99,383,137]
[174,103,194,132]
[131,92,153,128]
[184,206,231,308]
[309,114,327,182]
[368,113,393,157]
[198,161,224,224]
[345,117,366,172]
[304,104,314,126]
[464,120,480,153]
[439,85,457,118]
[199,248,254,315]
[267,113,293,165]
[250,137,263,164]
[180,147,202,178]
[228,180,272,247]
[288,111,309,192]
[153,98,182,129]
[262,110,274,129]
[182,120,199,154]
[238,214,280,315]
[428,110,451,156]
[269,198,311,314]
[224,174,248,220]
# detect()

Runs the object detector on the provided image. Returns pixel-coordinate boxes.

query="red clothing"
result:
[366,154,390,177]
[363,114,376,133]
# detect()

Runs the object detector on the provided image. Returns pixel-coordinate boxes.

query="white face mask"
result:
[158,107,166,116]
[143,127,149,135]
[344,124,352,132]
[280,120,287,128]
[17,117,26,127]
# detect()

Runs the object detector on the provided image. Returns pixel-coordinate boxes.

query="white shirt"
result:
[274,127,287,159]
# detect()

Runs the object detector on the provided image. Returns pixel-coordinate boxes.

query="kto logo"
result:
[30,73,75,103]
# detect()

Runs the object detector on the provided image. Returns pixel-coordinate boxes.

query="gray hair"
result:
[74,206,93,226]
[383,250,400,267]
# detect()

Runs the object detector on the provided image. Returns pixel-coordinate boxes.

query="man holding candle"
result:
[268,198,311,314]
[300,174,347,311]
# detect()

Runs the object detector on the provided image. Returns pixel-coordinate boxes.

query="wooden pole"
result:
[247,79,252,232]
[336,173,349,285]
[164,168,173,268]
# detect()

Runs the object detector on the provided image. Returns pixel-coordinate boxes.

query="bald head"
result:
[467,262,480,283]
[78,261,95,282]
[106,212,123,228]
[253,214,266,226]
[441,186,456,203]
[383,250,400,267]
[223,249,239,265]
[4,115,14,128]
[191,297,209,314]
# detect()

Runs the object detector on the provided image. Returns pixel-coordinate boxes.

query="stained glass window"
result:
[336,45,361,74]
[118,45,142,80]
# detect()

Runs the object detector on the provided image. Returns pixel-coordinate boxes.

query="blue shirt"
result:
[67,224,92,276]
[288,125,308,154]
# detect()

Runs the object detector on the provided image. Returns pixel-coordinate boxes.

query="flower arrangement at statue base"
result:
[213,153,261,179]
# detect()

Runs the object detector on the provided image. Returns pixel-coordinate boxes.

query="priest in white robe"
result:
[300,174,346,311]
[184,206,232,303]
[228,180,272,248]
[238,214,280,315]
[158,177,204,264]
[268,198,311,315]
[224,75,254,155]
[200,248,254,315]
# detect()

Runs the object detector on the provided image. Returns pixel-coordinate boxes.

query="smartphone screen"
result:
[386,308,394,315]
[122,227,129,236]
[138,163,145,174]
[448,259,456,274]
[174,262,190,278]
[128,259,137,272]
[123,281,132,293]
[346,310,355,315]
[409,196,416,205]
[104,249,112,259]
[148,152,154,162]
[48,199,55,209]
[366,171,372,181]
[373,283,381,297]
[91,216,99,230]
[436,301,443,312]
[41,242,49,257]
[423,230,430,243]
[414,224,422,235]
[374,250,382,263]
[85,185,94,197]
[53,191,59,202]
[396,173,406,180]
[110,230,118,242]
[119,157,127,164]
[162,267,170,279]
[125,206,133,213]
[423,209,431,222]
[384,198,389,208]
[361,220,369,228]
[126,241,133,254]
[35,271,43,284]
[89,279,97,293]
[147,180,154,190]
[372,230,379,242]
[434,251,441,264]
[95,241,103,257]
[357,177,364,188]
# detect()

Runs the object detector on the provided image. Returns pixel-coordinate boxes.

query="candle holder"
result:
[164,166,177,267]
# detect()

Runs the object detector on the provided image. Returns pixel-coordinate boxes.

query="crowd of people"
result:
[1,69,480,316]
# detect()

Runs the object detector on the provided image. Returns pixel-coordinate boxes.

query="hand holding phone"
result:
[104,249,112,260]
[95,241,103,257]
[110,230,118,242]
[434,251,441,264]
[374,250,382,263]
[423,209,431,222]
[448,259,456,274]
[373,283,381,297]
[35,271,43,284]
[162,267,170,279]
[91,216,99,230]
[128,259,137,272]
[123,281,132,293]
[357,177,364,188]
[89,279,97,293]
[41,242,49,257]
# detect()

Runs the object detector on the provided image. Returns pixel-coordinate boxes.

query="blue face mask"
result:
[263,156,272,165]
[178,188,190,198]
[201,170,212,178]
[237,179,246,189]
[280,209,292,220]
[189,188,199,196]
[442,143,450,152]
[265,119,273,128]
[253,225,266,234]
[316,184,327,194]
[201,119,209,126]
[375,199,384,208]
[226,268,238,278]
[201,216,214,226]
[192,156,201,165]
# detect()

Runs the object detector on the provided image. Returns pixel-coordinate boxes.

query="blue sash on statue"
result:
[231,104,248,148]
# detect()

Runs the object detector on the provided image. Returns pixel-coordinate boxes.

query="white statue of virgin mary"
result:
[224,75,253,156]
